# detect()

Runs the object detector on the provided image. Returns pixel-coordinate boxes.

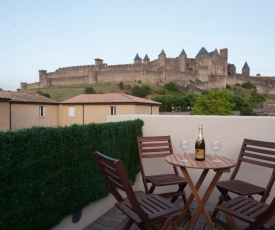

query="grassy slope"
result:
[21,82,275,102]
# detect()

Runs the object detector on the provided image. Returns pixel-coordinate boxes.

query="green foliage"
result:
[118,82,124,90]
[84,86,96,94]
[235,83,241,86]
[36,90,50,98]
[241,81,256,89]
[229,95,256,116]
[240,101,256,116]
[230,95,245,112]
[226,84,231,89]
[249,91,265,108]
[156,88,166,95]
[131,85,152,98]
[163,82,178,91]
[152,94,197,112]
[192,90,234,115]
[0,119,143,230]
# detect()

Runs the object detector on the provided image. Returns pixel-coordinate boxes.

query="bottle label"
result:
[196,149,205,159]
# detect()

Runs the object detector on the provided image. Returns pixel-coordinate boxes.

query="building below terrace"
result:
[20,47,275,94]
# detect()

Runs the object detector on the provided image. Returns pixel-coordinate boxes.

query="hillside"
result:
[21,81,275,102]
[21,82,183,102]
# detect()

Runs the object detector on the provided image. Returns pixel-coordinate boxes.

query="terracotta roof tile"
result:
[0,91,59,104]
[62,93,161,105]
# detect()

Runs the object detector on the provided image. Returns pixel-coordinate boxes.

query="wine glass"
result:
[212,140,221,163]
[180,140,190,162]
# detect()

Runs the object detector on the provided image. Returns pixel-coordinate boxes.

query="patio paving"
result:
[82,198,249,230]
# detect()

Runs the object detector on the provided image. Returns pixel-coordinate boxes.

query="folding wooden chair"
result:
[212,195,275,229]
[211,138,275,219]
[93,151,181,230]
[137,136,188,204]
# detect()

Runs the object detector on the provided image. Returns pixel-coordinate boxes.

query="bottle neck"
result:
[197,127,203,141]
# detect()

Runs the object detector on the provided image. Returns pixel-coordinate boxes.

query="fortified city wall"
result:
[20,47,275,94]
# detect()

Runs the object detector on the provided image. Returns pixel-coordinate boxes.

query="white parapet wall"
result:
[53,115,275,230]
[108,115,275,203]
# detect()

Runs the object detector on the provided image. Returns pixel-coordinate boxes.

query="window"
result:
[39,106,45,117]
[110,106,116,115]
[69,107,75,117]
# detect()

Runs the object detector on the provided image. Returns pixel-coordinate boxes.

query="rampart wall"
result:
[20,48,275,95]
[51,76,90,86]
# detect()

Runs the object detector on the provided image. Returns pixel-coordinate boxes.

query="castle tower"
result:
[143,54,150,65]
[94,58,103,68]
[242,62,250,77]
[39,70,47,82]
[195,47,211,75]
[220,48,228,76]
[179,49,187,72]
[158,49,166,67]
[228,64,236,76]
[134,53,142,65]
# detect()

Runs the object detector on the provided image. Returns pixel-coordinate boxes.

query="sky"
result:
[1,0,275,91]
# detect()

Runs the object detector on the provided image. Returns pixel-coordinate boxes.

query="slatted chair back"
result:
[93,151,160,229]
[137,136,179,193]
[230,138,275,202]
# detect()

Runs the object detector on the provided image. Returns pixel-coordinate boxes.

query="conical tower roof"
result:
[180,49,187,56]
[159,49,166,56]
[143,54,150,60]
[134,53,141,60]
[196,47,209,57]
[242,62,250,69]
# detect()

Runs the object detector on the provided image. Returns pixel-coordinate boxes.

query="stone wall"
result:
[20,48,275,94]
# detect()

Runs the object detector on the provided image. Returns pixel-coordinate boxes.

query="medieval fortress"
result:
[20,47,275,94]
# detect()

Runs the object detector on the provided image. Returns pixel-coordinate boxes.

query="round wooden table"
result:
[165,153,235,230]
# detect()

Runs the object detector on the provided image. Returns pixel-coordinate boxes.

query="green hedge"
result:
[0,119,143,230]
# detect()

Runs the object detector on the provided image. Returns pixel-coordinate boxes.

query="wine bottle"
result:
[195,124,205,161]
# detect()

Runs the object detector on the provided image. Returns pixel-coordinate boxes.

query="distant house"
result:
[0,92,161,131]
[0,91,59,131]
[59,93,161,125]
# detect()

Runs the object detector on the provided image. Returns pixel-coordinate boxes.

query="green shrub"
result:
[84,86,96,94]
[118,82,124,90]
[0,119,143,230]
[241,82,256,89]
[131,85,152,98]
[164,82,178,91]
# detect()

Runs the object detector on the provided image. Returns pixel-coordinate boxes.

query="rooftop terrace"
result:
[53,115,275,230]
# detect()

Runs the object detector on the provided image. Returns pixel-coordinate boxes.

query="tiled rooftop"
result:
[61,93,161,105]
[0,91,59,104]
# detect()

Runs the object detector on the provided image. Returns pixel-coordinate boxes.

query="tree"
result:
[230,94,256,116]
[84,86,96,94]
[185,94,197,111]
[241,82,256,89]
[249,91,265,108]
[118,82,124,90]
[164,82,179,91]
[230,95,245,112]
[152,95,197,112]
[192,90,234,115]
[131,85,151,98]
[240,101,256,116]
[152,95,173,112]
